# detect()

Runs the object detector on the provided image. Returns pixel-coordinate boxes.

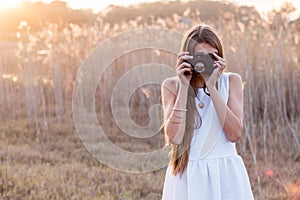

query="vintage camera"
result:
[184,52,217,75]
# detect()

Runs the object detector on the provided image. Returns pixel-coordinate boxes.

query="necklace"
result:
[194,88,207,109]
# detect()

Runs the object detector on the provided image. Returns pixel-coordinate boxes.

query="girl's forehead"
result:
[194,43,218,55]
[195,42,217,52]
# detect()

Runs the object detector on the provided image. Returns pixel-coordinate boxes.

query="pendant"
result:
[198,102,205,109]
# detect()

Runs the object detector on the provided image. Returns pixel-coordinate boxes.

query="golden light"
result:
[12,76,18,82]
[2,74,18,82]
[42,78,49,84]
[0,0,22,10]
[2,74,12,79]
[286,182,300,197]
[0,0,299,15]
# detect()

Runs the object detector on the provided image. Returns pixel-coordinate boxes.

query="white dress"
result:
[162,73,254,200]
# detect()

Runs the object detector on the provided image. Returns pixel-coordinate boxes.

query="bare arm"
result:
[161,52,193,145]
[161,78,189,145]
[206,73,243,142]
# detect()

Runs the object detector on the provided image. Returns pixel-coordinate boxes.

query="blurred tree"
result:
[100,0,257,25]
[0,0,298,38]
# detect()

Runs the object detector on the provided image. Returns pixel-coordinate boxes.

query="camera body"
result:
[184,52,217,75]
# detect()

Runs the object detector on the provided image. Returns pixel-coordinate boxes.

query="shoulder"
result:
[162,76,178,86]
[227,72,242,86]
[161,76,178,95]
[227,72,243,98]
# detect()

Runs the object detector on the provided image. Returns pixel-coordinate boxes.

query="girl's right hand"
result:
[175,52,193,86]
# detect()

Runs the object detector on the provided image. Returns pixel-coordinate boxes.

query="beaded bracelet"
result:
[171,107,188,112]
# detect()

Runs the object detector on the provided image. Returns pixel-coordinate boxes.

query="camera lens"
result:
[194,62,205,73]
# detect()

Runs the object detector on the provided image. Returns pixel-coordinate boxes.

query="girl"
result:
[161,24,254,200]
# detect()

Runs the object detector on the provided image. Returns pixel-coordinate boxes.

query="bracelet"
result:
[172,107,188,112]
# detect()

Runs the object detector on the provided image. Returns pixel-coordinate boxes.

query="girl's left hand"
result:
[204,52,226,89]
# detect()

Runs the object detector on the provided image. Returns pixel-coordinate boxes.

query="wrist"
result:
[179,83,190,90]
[206,81,216,89]
[207,84,218,94]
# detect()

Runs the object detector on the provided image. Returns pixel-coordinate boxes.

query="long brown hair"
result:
[170,24,224,176]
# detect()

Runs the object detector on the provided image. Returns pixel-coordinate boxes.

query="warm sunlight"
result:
[1,0,300,199]
[0,0,158,11]
[0,0,299,13]
[0,0,22,10]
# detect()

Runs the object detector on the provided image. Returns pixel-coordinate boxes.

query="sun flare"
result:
[0,0,22,10]
[0,0,299,14]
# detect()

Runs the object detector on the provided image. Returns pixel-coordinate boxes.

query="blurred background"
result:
[0,0,300,199]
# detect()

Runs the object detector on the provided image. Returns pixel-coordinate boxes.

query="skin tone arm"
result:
[161,52,193,145]
[205,52,243,142]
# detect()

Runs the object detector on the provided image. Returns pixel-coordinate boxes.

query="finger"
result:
[177,67,192,75]
[176,62,192,71]
[177,68,192,75]
[214,60,226,66]
[181,55,193,60]
[177,55,193,65]
[214,63,225,72]
[213,52,225,62]
[177,51,189,58]
[177,52,193,65]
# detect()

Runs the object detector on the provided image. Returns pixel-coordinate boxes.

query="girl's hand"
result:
[204,52,226,89]
[175,52,193,86]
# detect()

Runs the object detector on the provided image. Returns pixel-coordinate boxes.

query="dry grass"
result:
[0,4,300,200]
[0,119,165,199]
